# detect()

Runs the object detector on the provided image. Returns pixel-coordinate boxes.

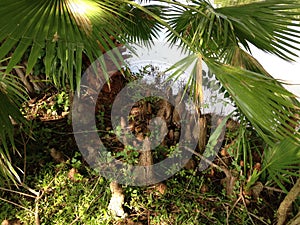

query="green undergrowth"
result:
[1,153,276,225]
[1,93,298,224]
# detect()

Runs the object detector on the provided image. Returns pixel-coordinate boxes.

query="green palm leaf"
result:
[167,0,300,61]
[214,0,261,7]
[167,0,235,55]
[0,0,164,90]
[120,4,165,47]
[220,44,272,76]
[0,59,27,185]
[217,0,300,61]
[262,138,300,192]
[0,0,119,89]
[207,60,300,145]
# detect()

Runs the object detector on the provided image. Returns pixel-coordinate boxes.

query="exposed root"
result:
[108,181,127,218]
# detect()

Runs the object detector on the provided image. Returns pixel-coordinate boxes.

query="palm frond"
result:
[166,0,235,55]
[0,92,23,186]
[0,59,28,185]
[217,0,300,61]
[166,0,300,62]
[220,44,272,76]
[262,137,300,192]
[120,4,165,47]
[214,0,262,7]
[206,60,300,145]
[165,54,204,104]
[0,0,157,90]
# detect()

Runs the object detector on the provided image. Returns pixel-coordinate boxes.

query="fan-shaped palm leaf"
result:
[120,4,165,47]
[262,137,300,192]
[0,0,164,91]
[167,0,235,55]
[167,0,300,61]
[0,0,120,90]
[217,0,300,61]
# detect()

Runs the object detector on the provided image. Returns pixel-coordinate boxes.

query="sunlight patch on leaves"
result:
[0,0,164,90]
